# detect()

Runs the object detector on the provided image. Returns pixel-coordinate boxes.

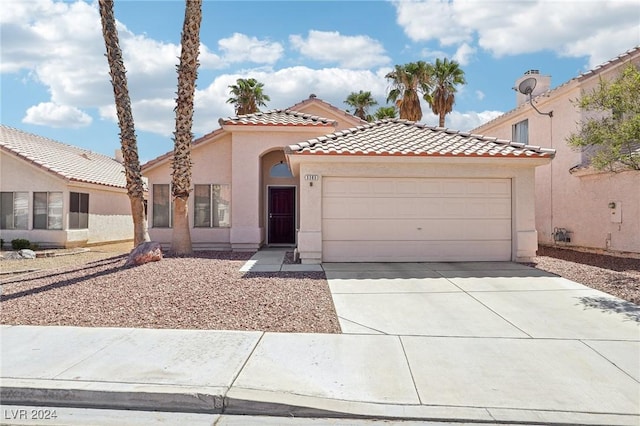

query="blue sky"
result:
[2,0,639,163]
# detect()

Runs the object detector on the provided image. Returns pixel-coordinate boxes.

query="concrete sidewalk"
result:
[239,248,323,273]
[2,262,639,425]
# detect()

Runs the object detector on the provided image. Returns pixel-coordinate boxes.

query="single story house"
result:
[0,125,134,248]
[143,95,554,263]
[472,46,639,256]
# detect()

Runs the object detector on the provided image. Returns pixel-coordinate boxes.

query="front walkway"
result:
[239,248,323,272]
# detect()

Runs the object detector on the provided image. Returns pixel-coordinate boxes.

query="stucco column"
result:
[230,138,262,251]
[297,163,323,263]
[513,168,538,261]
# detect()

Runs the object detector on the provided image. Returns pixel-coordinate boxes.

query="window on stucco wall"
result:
[512,119,529,144]
[152,184,172,228]
[194,184,230,228]
[270,162,293,178]
[33,192,63,230]
[69,192,89,229]
[0,192,28,230]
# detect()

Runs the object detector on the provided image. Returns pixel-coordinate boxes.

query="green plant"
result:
[11,238,31,250]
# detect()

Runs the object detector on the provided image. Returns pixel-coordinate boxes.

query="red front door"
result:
[268,187,296,244]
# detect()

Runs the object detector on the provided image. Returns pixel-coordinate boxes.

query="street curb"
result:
[4,386,639,426]
[1,387,224,414]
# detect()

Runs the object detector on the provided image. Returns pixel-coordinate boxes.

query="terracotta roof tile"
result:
[0,125,127,188]
[287,120,555,158]
[219,109,338,127]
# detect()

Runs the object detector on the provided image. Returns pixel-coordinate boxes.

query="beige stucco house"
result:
[143,96,554,263]
[0,125,134,248]
[473,47,640,256]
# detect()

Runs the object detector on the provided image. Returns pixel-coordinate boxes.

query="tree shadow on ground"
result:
[0,255,126,301]
[578,296,640,323]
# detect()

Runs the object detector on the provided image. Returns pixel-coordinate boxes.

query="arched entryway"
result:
[260,150,299,246]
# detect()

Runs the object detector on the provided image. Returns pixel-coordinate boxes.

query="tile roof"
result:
[1,125,127,188]
[287,120,555,158]
[287,94,369,125]
[219,109,338,127]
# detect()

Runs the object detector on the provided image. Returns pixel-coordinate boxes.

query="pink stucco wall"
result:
[142,99,364,250]
[473,55,640,254]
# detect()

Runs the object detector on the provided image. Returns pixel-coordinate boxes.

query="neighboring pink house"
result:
[473,47,640,256]
[143,95,554,263]
[0,126,134,248]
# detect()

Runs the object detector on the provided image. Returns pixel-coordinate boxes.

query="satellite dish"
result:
[518,77,537,95]
[516,76,553,117]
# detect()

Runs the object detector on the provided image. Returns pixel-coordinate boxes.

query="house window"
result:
[0,192,28,230]
[270,162,293,178]
[512,119,529,144]
[194,184,231,228]
[152,184,172,228]
[33,192,63,230]
[69,192,89,229]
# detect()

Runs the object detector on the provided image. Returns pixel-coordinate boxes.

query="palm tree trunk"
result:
[98,0,150,247]
[439,113,445,128]
[170,0,202,255]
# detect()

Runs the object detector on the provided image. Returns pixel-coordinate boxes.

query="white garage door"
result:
[322,177,512,262]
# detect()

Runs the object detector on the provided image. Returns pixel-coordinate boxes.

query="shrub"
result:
[11,238,31,250]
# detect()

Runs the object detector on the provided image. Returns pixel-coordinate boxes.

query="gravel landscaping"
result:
[1,244,638,331]
[1,248,341,333]
[530,246,640,305]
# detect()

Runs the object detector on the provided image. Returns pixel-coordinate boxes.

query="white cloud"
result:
[193,66,391,134]
[218,33,284,65]
[419,108,503,132]
[475,90,485,101]
[394,0,640,67]
[289,30,390,69]
[453,43,476,66]
[23,102,92,128]
[419,48,449,62]
[395,0,472,46]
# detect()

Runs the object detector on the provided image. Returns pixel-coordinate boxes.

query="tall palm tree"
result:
[98,0,150,247]
[170,0,202,255]
[373,106,397,120]
[385,61,433,121]
[426,58,466,127]
[226,78,270,115]
[344,90,378,121]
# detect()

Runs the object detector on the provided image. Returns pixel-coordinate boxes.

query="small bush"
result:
[11,238,31,250]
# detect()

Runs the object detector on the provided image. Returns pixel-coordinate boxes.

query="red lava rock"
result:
[125,241,163,267]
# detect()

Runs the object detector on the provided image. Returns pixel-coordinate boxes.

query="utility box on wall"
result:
[609,201,622,223]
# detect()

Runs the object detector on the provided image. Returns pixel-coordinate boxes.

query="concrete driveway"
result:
[324,261,640,424]
[325,261,640,339]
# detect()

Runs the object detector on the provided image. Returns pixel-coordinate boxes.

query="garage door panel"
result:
[325,198,510,220]
[323,218,511,241]
[323,240,512,262]
[322,177,512,262]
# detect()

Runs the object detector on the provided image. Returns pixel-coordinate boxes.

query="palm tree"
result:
[344,90,378,121]
[373,106,397,120]
[426,58,466,127]
[226,78,270,115]
[98,0,150,247]
[385,61,433,121]
[170,0,202,255]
